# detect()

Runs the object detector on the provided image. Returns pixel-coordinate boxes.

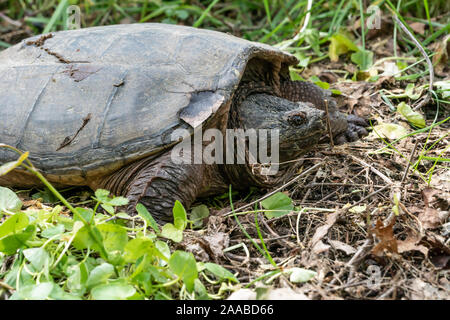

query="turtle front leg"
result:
[280,80,368,143]
[118,151,226,223]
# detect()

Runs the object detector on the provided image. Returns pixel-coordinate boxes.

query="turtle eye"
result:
[286,111,307,126]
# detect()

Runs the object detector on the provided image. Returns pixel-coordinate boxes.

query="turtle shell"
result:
[0,23,297,185]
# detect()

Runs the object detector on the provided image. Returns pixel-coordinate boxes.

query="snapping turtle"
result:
[0,23,367,222]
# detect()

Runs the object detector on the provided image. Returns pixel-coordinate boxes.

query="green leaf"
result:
[107,196,129,206]
[292,52,310,68]
[397,102,426,128]
[161,223,183,243]
[309,76,330,90]
[371,123,409,140]
[10,282,54,300]
[194,278,210,300]
[67,263,88,295]
[351,48,374,71]
[260,192,294,218]
[204,263,238,283]
[32,188,59,204]
[0,212,36,254]
[4,263,34,289]
[329,33,358,62]
[155,240,171,263]
[286,268,317,283]
[12,281,80,300]
[94,189,110,202]
[175,9,189,20]
[0,187,22,213]
[74,207,94,223]
[23,247,50,270]
[91,281,136,300]
[190,205,210,228]
[397,61,408,70]
[304,29,321,56]
[348,205,367,214]
[41,224,65,239]
[74,222,126,259]
[48,284,82,300]
[136,203,160,234]
[146,265,169,284]
[172,200,187,230]
[0,225,36,255]
[435,80,450,99]
[100,203,115,215]
[289,68,304,81]
[72,225,103,252]
[94,189,129,207]
[168,250,198,292]
[331,89,342,95]
[86,263,115,288]
[0,212,29,238]
[116,212,132,219]
[404,83,422,100]
[96,223,128,253]
[123,237,154,262]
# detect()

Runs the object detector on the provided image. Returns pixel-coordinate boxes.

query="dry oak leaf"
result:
[397,234,428,256]
[419,187,448,229]
[370,218,398,257]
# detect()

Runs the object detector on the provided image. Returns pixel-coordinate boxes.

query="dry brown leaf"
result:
[422,187,440,207]
[332,81,380,116]
[310,211,339,247]
[418,208,443,230]
[370,218,398,257]
[421,233,450,269]
[408,279,448,300]
[410,22,426,35]
[203,231,229,258]
[312,240,331,254]
[419,187,448,229]
[397,235,428,256]
[430,170,450,193]
[329,240,357,255]
[22,199,43,209]
[431,35,449,75]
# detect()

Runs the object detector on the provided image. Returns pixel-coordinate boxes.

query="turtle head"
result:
[238,94,330,163]
[276,106,327,160]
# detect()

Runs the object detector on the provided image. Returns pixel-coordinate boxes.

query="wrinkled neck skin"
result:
[222,92,330,190]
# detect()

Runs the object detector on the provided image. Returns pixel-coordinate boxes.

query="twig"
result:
[350,155,393,185]
[0,12,22,27]
[301,168,320,202]
[0,281,14,292]
[324,99,335,149]
[229,235,292,243]
[347,239,372,267]
[346,185,389,211]
[307,182,385,188]
[400,139,419,184]
[399,201,424,235]
[259,213,296,249]
[224,162,322,216]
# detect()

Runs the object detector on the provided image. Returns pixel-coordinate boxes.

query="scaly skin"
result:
[107,80,368,223]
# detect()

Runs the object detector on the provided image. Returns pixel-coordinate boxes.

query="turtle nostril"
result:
[287,111,307,126]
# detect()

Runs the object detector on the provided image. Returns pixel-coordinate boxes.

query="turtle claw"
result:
[335,114,368,144]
